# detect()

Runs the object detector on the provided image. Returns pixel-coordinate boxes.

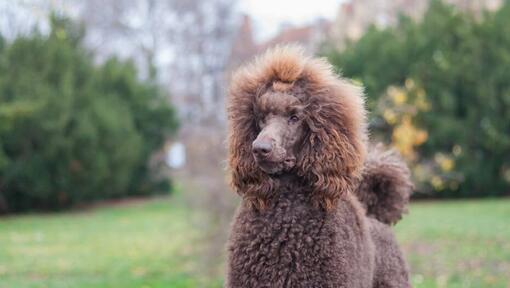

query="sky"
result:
[240,0,345,42]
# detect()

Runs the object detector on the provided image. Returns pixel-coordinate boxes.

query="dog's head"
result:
[227,46,367,210]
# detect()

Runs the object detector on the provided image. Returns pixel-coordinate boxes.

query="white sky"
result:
[240,0,345,42]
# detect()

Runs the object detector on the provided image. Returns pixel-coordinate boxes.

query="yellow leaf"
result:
[383,110,397,125]
[405,78,415,90]
[440,158,454,172]
[392,90,407,105]
[431,176,444,190]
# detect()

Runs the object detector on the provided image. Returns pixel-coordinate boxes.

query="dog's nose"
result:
[252,139,272,157]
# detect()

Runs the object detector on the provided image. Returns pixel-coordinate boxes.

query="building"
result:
[331,0,503,50]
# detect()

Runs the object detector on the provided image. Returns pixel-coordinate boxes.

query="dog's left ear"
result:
[297,73,367,210]
[227,67,277,210]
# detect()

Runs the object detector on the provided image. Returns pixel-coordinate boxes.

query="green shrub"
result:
[0,16,178,212]
[326,1,510,197]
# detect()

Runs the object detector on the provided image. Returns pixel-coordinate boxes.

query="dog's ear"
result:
[227,68,276,210]
[297,76,367,210]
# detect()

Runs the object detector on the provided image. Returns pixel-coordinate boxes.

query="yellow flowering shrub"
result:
[376,79,461,193]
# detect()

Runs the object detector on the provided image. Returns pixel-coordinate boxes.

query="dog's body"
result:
[228,182,375,288]
[226,46,412,288]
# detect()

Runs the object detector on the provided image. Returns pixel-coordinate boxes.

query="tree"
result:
[77,0,239,124]
[326,0,510,197]
[0,16,178,213]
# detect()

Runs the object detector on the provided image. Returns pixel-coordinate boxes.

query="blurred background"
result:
[0,0,509,287]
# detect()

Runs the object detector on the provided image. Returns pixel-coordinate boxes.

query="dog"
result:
[225,46,412,288]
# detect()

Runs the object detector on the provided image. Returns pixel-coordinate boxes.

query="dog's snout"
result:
[252,139,273,157]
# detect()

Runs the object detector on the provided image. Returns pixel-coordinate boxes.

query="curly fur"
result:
[226,46,411,288]
[355,144,413,225]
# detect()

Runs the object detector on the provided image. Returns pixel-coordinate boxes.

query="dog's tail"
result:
[355,144,413,225]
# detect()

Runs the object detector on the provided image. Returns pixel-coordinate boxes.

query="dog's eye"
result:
[288,115,299,124]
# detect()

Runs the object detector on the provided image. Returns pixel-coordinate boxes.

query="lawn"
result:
[396,199,510,288]
[0,197,509,288]
[0,196,207,288]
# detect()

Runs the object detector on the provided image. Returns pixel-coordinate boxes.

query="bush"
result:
[326,1,510,197]
[0,16,178,213]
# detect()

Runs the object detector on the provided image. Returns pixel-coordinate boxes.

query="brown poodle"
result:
[226,46,413,288]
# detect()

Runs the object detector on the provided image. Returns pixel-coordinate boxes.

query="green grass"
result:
[396,199,510,288]
[0,196,207,288]
[0,198,509,288]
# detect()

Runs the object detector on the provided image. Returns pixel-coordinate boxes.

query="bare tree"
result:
[169,0,239,125]
[77,0,239,124]
[77,0,176,80]
[0,0,57,39]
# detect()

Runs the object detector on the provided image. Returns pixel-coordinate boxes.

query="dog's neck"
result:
[270,172,300,185]
[268,172,311,199]
[255,172,317,212]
